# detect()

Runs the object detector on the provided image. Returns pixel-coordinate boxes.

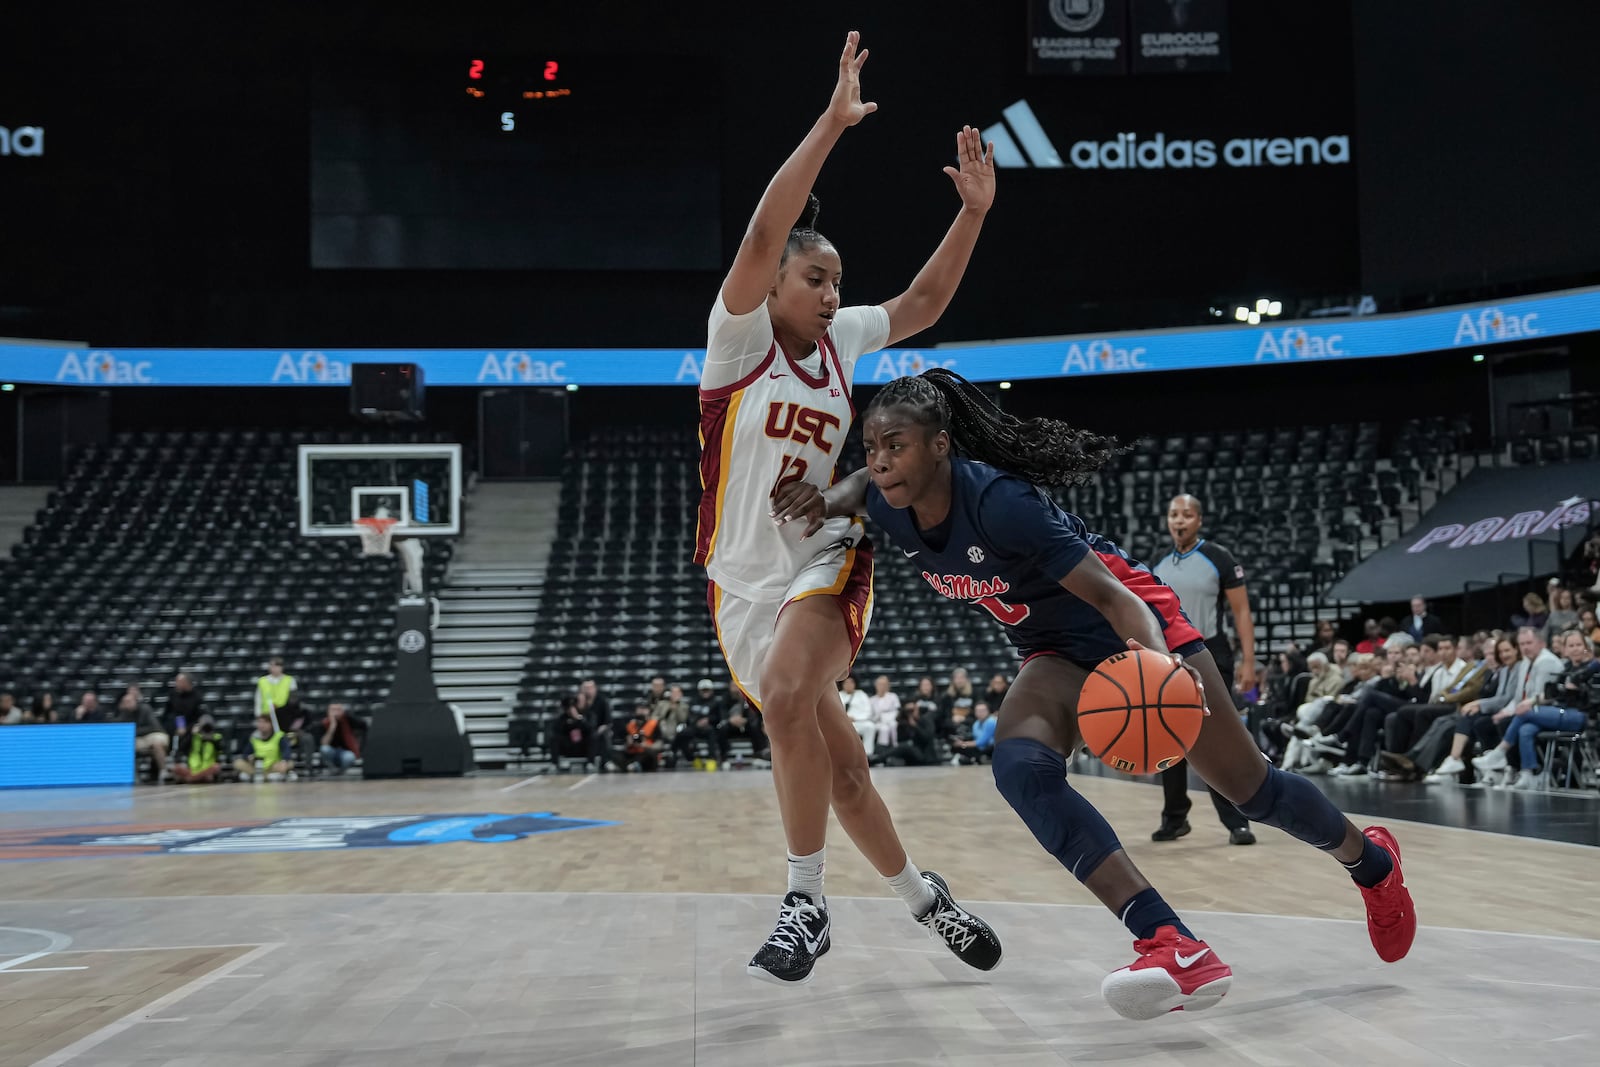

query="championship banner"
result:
[1326,462,1600,603]
[1028,0,1129,76]
[1131,0,1230,73]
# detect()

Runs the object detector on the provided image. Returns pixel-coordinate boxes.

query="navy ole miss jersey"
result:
[865,457,1203,667]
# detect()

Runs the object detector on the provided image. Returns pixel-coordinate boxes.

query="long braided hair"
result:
[866,368,1125,487]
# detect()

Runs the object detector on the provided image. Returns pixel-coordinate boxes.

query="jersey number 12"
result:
[773,453,809,495]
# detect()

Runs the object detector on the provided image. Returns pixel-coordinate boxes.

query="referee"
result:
[1150,494,1258,846]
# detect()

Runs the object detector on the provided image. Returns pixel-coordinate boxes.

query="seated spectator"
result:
[1544,585,1579,642]
[1275,651,1346,759]
[689,679,722,726]
[1473,629,1598,789]
[951,701,995,764]
[575,677,613,767]
[1330,638,1351,677]
[318,702,363,775]
[840,675,876,753]
[1582,608,1600,645]
[164,672,205,734]
[548,695,594,770]
[170,714,225,783]
[1354,618,1384,655]
[28,692,58,723]
[1329,655,1427,776]
[116,690,171,783]
[235,714,295,782]
[938,668,975,738]
[718,699,769,763]
[1432,629,1563,784]
[610,701,665,772]
[982,673,1010,713]
[1310,619,1337,657]
[672,710,726,767]
[1511,592,1548,632]
[946,703,974,763]
[868,675,900,749]
[1291,654,1381,773]
[642,675,668,709]
[654,683,692,742]
[74,690,104,722]
[869,700,939,767]
[0,693,18,725]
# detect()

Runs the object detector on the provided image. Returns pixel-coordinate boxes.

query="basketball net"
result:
[354,516,399,557]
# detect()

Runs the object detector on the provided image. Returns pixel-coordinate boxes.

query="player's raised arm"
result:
[720,31,877,316]
[880,126,996,346]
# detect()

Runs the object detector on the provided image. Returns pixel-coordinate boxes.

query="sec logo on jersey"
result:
[967,545,986,563]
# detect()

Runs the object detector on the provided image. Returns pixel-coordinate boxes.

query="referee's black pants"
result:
[1158,657,1249,832]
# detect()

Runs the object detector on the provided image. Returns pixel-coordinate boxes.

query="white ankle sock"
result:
[888,858,937,915]
[787,848,825,900]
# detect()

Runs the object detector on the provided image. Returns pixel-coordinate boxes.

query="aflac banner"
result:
[2,286,1596,388]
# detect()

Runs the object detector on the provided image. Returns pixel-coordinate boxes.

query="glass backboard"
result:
[297,443,462,537]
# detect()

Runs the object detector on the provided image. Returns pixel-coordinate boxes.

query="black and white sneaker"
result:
[917,872,1002,971]
[747,890,831,985]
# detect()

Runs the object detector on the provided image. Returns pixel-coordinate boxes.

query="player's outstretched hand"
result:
[829,31,877,127]
[771,481,828,539]
[943,125,996,214]
[1125,638,1211,716]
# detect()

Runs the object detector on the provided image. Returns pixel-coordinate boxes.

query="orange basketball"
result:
[1077,649,1205,776]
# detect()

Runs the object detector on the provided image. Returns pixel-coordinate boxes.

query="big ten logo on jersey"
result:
[766,402,842,494]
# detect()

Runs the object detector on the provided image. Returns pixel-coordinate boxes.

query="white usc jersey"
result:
[696,294,890,602]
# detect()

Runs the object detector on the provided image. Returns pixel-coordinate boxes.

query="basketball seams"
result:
[1080,649,1203,775]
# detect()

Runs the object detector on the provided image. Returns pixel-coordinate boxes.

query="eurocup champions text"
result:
[8,288,1594,388]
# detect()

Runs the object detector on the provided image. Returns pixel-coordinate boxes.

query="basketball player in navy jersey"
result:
[772,369,1415,1020]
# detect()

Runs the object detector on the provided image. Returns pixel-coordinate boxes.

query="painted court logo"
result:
[0,813,615,860]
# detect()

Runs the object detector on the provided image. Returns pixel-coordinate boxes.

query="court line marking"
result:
[0,926,72,972]
[497,774,549,794]
[2,966,89,973]
[567,773,597,792]
[30,941,282,1067]
[11,892,1597,947]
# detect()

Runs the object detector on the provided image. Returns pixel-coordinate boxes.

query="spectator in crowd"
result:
[1354,618,1384,655]
[654,683,692,741]
[1473,629,1597,788]
[868,675,900,749]
[612,700,665,772]
[1511,592,1548,632]
[718,699,769,763]
[643,675,668,709]
[576,677,613,765]
[950,701,994,764]
[1278,651,1365,772]
[938,668,975,738]
[74,691,104,722]
[1400,597,1444,643]
[1370,635,1471,775]
[1329,652,1428,777]
[170,714,224,783]
[1380,636,1496,780]
[28,692,57,723]
[1432,629,1563,783]
[255,657,300,730]
[1330,638,1352,677]
[1581,608,1600,645]
[235,714,294,782]
[982,673,1010,713]
[1298,654,1384,772]
[0,693,18,725]
[839,675,876,752]
[164,672,205,734]
[549,696,594,771]
[869,699,939,767]
[689,679,722,726]
[1544,586,1579,641]
[1310,619,1337,657]
[114,690,171,783]
[912,676,940,724]
[1427,635,1520,782]
[673,709,727,767]
[319,702,362,775]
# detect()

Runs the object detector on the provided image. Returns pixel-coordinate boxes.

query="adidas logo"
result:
[980,101,1349,170]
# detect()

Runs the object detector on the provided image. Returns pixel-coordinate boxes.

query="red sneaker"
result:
[1358,825,1416,962]
[1100,926,1232,1020]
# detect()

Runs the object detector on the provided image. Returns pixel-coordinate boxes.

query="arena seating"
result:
[509,414,1481,747]
[0,429,455,738]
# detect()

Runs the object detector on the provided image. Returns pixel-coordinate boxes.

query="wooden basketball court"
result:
[2,767,1596,1065]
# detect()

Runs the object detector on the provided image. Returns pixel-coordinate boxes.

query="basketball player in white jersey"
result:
[696,30,1002,984]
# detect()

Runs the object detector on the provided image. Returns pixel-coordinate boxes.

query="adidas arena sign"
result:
[982,101,1348,170]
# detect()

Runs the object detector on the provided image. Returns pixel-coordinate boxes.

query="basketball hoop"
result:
[354,516,399,557]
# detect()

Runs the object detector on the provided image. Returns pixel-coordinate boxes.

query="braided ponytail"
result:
[866,368,1125,487]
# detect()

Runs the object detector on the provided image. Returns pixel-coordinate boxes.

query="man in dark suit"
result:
[1402,597,1444,643]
